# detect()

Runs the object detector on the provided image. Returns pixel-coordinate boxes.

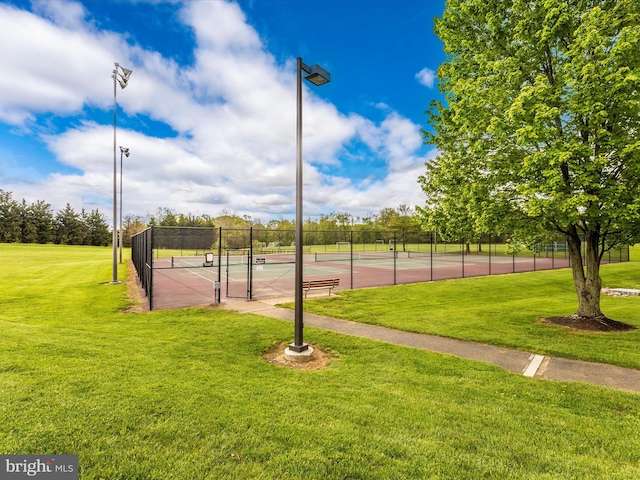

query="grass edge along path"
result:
[291,249,640,371]
[0,244,639,479]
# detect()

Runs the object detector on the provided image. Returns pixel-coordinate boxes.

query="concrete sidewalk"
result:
[220,297,640,395]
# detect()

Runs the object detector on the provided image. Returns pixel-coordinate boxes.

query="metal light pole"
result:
[111,62,132,284]
[290,57,331,353]
[119,146,130,264]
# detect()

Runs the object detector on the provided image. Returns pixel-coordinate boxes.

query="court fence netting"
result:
[131,226,629,310]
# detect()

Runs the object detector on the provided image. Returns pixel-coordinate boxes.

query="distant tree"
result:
[214,213,252,229]
[178,213,217,228]
[260,218,294,247]
[79,209,91,245]
[29,200,55,244]
[358,214,377,230]
[200,214,216,227]
[376,205,418,250]
[212,212,251,249]
[85,209,111,246]
[421,0,640,323]
[123,214,150,247]
[157,208,179,226]
[318,213,338,231]
[266,219,281,230]
[18,199,38,243]
[55,204,83,245]
[376,207,399,229]
[0,190,21,242]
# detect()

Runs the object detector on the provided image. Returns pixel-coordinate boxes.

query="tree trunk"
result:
[567,227,603,318]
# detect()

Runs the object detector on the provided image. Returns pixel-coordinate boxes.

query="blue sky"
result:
[0,0,446,223]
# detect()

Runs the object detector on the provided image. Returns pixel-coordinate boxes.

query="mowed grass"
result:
[0,244,639,479]
[297,247,640,370]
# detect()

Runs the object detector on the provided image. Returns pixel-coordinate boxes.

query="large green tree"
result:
[420,0,640,322]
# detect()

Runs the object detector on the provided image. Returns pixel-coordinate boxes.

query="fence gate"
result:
[224,247,252,299]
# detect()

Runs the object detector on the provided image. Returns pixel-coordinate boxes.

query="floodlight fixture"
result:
[120,146,130,157]
[303,64,331,86]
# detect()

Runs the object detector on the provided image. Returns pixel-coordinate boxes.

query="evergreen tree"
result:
[55,204,83,245]
[0,190,21,242]
[18,199,38,243]
[86,209,111,246]
[29,200,55,244]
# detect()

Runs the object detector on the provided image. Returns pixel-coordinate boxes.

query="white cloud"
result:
[1,0,431,222]
[0,3,129,125]
[416,67,437,88]
[31,0,88,30]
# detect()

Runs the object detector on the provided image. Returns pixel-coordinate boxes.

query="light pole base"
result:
[109,281,121,285]
[285,345,314,363]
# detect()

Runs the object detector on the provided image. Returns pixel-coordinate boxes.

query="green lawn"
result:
[1,243,639,479]
[296,247,640,370]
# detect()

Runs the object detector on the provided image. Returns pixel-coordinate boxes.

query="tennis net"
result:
[170,253,297,268]
[171,255,212,268]
[314,251,398,262]
[407,250,464,259]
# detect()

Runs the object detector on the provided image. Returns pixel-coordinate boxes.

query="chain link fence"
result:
[131,226,629,310]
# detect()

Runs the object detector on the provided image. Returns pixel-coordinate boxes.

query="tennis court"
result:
[147,250,573,310]
[132,226,627,310]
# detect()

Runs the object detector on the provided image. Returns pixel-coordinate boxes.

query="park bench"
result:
[302,278,340,298]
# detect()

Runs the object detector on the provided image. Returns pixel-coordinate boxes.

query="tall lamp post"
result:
[289,57,331,354]
[111,62,132,284]
[119,146,130,264]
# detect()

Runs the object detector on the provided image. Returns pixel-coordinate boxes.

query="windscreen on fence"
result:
[131,226,220,310]
[131,227,629,310]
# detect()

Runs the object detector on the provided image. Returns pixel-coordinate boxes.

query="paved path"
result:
[221,297,640,395]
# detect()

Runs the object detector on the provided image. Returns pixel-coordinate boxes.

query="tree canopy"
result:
[0,190,111,246]
[419,0,640,320]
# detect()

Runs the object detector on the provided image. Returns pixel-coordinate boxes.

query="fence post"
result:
[393,232,397,285]
[488,235,492,275]
[217,227,222,303]
[350,230,354,290]
[149,226,154,311]
[461,238,465,278]
[430,230,433,281]
[248,227,253,299]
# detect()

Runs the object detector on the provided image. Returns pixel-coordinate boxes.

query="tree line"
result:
[0,190,111,246]
[122,205,421,247]
[1,188,420,247]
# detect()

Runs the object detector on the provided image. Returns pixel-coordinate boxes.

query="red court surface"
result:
[148,253,576,310]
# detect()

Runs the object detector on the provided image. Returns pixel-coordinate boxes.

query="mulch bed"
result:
[541,315,637,332]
